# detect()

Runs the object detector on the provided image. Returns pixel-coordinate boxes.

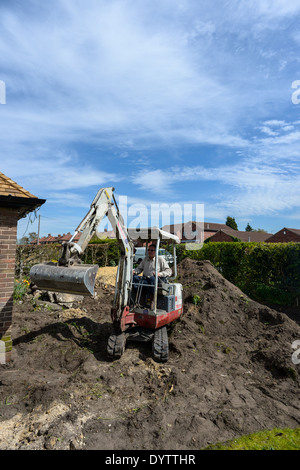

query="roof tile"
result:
[0,172,37,198]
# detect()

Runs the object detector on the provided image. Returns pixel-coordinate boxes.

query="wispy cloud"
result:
[0,0,277,151]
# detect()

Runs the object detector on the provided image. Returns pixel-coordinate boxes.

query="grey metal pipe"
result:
[154,239,160,312]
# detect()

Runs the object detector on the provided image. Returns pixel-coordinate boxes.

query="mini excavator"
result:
[30,187,183,362]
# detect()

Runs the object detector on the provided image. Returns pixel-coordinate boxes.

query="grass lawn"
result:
[204,428,300,450]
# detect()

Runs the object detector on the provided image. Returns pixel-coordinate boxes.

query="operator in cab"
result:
[132,244,172,303]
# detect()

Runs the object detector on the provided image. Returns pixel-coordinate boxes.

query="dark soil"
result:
[1,259,300,450]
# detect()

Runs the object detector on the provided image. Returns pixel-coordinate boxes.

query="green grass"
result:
[204,428,300,450]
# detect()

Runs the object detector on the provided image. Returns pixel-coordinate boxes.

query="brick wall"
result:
[0,207,19,363]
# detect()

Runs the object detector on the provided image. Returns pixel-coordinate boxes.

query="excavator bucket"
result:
[29,264,99,296]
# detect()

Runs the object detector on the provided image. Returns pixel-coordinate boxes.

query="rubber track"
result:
[107,332,126,358]
[152,326,169,362]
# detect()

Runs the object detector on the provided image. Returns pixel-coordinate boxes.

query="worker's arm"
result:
[158,257,172,277]
[133,258,144,275]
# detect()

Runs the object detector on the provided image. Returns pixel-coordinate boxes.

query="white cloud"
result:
[0,0,279,153]
[129,150,300,220]
[263,120,287,127]
[251,0,300,17]
[131,169,174,196]
[259,126,279,136]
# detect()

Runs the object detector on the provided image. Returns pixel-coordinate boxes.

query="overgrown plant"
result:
[192,294,201,306]
[13,278,30,301]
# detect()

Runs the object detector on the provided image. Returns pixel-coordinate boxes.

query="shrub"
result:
[176,242,300,306]
[13,278,30,301]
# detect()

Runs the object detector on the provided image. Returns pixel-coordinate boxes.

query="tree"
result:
[18,232,38,245]
[225,216,238,230]
[253,228,267,233]
[245,223,253,232]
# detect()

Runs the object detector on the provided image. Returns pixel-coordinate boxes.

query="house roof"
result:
[0,172,46,218]
[0,172,37,198]
[128,227,180,243]
[33,232,82,244]
[203,222,228,231]
[161,221,271,242]
[204,231,218,240]
[264,227,300,242]
[161,221,230,234]
[285,228,300,236]
[207,228,271,242]
[96,229,116,239]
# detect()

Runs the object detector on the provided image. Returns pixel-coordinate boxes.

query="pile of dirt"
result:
[0,260,300,450]
[96,265,118,287]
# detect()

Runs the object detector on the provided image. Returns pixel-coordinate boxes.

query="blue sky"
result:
[1,0,300,239]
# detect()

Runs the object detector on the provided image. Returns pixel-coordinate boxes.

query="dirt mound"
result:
[0,259,300,450]
[96,266,118,287]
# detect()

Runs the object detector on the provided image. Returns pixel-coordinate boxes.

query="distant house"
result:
[37,234,57,244]
[34,223,299,246]
[161,221,229,243]
[205,228,271,243]
[265,228,300,243]
[96,229,116,240]
[160,221,271,243]
[31,228,116,245]
[32,232,81,245]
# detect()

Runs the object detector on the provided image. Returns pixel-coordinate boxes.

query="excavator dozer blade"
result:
[29,264,99,296]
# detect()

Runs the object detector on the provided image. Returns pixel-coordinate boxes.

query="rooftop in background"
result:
[30,232,81,245]
[28,224,300,245]
[264,227,300,243]
[206,227,271,243]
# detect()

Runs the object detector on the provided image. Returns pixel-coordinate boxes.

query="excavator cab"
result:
[108,227,183,362]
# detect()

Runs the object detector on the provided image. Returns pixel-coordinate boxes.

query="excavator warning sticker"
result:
[117,221,129,245]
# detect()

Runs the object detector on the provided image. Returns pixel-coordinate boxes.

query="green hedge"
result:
[83,239,120,266]
[174,242,300,305]
[16,239,121,276]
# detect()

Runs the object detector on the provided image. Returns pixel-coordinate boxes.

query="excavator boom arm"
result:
[30,187,134,306]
